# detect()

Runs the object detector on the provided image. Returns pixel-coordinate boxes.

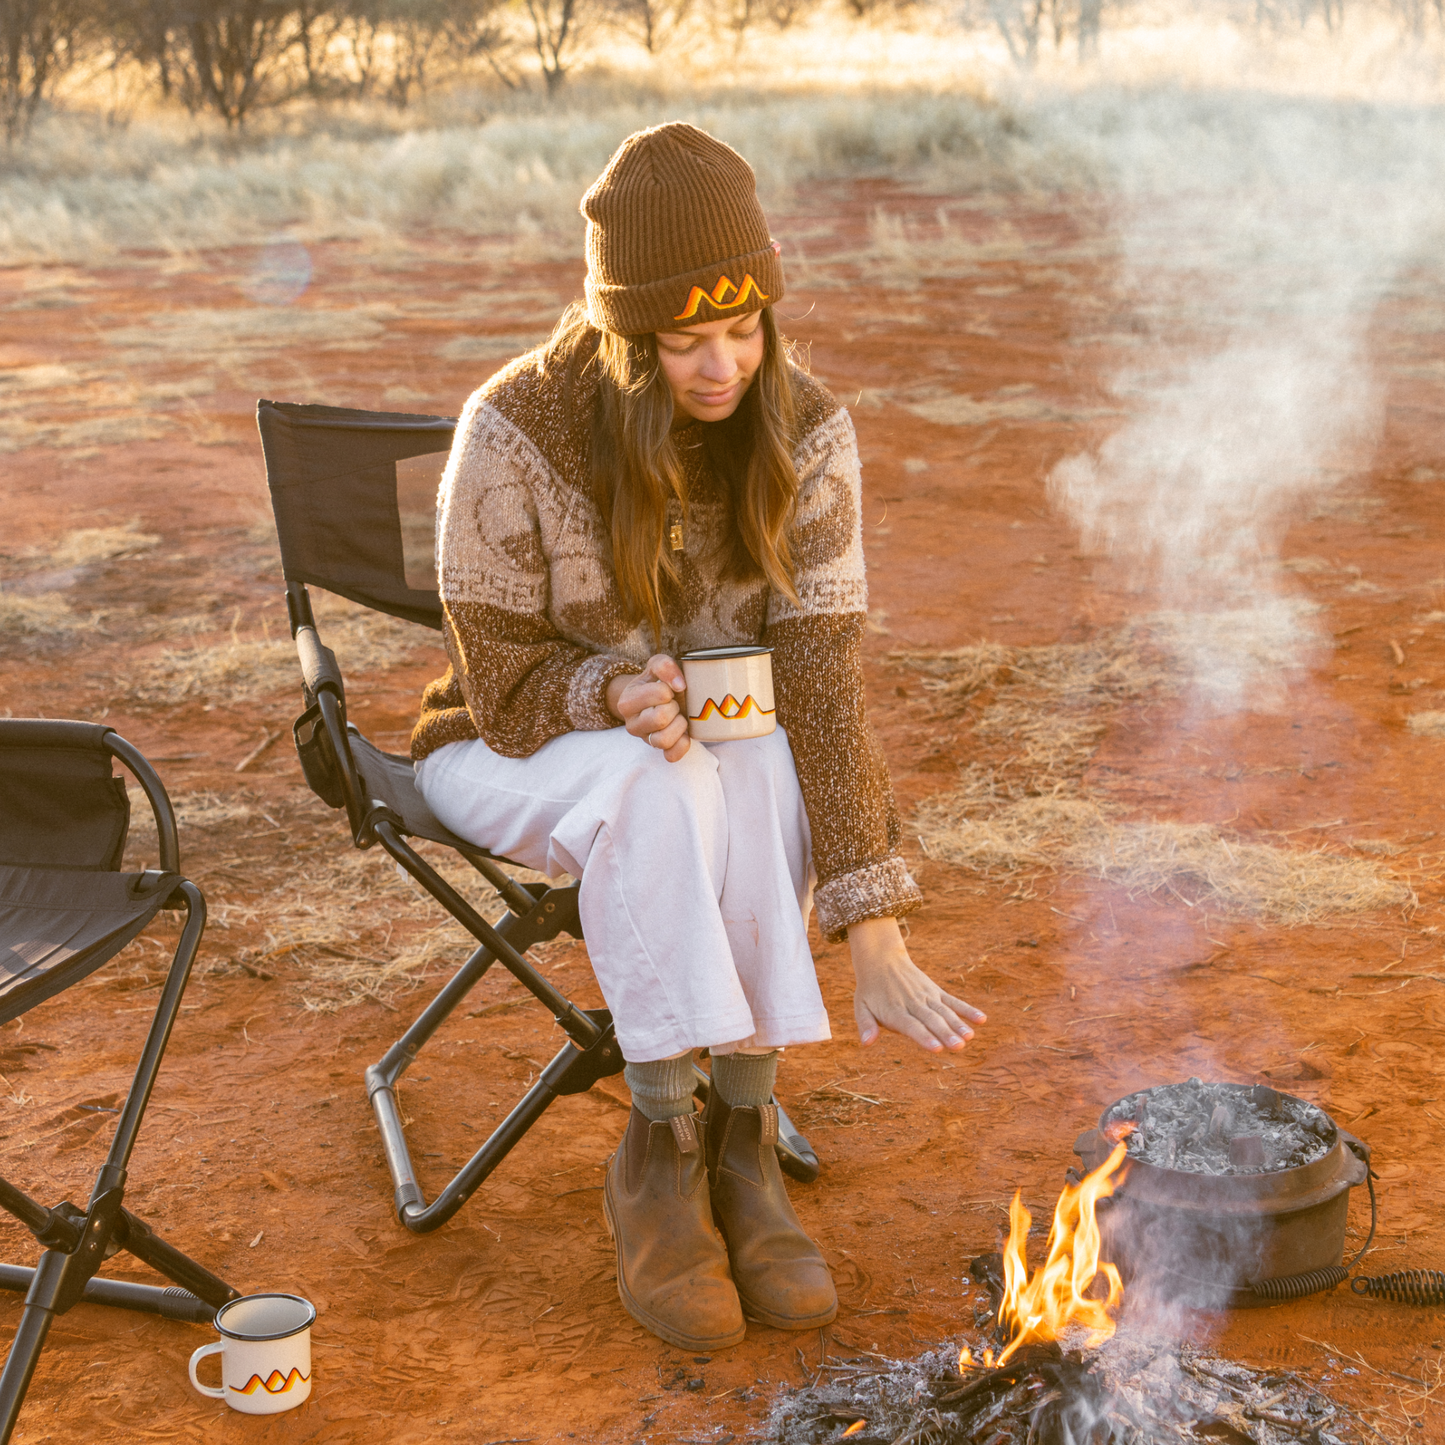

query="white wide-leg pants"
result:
[414,726,830,1063]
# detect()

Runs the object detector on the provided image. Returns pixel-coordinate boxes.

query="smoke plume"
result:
[1044,87,1445,708]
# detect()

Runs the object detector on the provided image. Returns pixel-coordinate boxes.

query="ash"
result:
[761,1334,1360,1445]
[1106,1079,1332,1176]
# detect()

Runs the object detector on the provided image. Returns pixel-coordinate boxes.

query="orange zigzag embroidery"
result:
[673,273,769,321]
[230,1367,311,1396]
[689,694,775,722]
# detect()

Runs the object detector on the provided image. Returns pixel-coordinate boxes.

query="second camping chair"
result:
[256,398,821,1235]
[0,720,239,1443]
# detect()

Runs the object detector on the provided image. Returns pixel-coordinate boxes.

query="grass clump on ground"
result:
[1407,711,1445,738]
[122,596,436,707]
[901,626,1415,923]
[0,524,159,651]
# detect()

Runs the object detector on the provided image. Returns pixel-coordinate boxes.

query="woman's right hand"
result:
[606,654,689,762]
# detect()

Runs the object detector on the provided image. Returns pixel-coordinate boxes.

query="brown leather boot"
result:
[603,1106,746,1350]
[703,1092,838,1330]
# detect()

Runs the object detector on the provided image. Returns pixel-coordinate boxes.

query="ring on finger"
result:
[647,731,659,748]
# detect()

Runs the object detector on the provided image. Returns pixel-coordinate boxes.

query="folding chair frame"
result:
[0,728,239,1443]
[285,577,820,1238]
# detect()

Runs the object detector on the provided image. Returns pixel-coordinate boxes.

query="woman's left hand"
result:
[848,916,986,1054]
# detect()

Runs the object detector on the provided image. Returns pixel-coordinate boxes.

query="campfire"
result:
[987,1139,1128,1367]
[763,1092,1374,1445]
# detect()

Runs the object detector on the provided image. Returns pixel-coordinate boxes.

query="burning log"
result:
[763,1125,1368,1445]
[762,1339,1364,1445]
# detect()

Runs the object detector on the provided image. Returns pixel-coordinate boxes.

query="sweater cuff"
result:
[566,652,636,732]
[814,856,924,943]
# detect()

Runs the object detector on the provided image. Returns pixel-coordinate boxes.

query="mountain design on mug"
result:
[689,693,776,722]
[230,1366,311,1395]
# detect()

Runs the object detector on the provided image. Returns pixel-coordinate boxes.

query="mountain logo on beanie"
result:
[673,273,769,322]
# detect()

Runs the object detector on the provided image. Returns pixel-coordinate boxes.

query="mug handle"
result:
[189,1340,226,1399]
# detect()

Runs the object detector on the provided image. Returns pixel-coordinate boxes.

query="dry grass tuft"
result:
[121,785,559,1012]
[214,846,557,1012]
[896,629,1174,713]
[896,628,1177,792]
[916,792,1106,874]
[126,789,256,836]
[917,790,1413,922]
[123,596,436,705]
[904,629,1413,922]
[1072,819,1413,923]
[0,524,158,648]
[42,524,160,569]
[1407,711,1445,738]
[0,594,97,647]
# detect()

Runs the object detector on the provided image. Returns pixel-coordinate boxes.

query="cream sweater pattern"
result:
[411,349,922,941]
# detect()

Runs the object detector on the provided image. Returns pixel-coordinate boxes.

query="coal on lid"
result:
[1104,1078,1334,1176]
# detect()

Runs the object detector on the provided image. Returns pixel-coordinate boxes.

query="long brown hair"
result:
[543,303,801,642]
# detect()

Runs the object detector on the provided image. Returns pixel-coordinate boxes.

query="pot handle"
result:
[1338,1130,1378,1271]
[1338,1128,1372,1185]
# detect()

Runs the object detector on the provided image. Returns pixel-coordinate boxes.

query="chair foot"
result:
[0,1300,56,1445]
[0,1266,216,1324]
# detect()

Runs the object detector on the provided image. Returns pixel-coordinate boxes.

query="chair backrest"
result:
[0,721,130,871]
[257,400,456,631]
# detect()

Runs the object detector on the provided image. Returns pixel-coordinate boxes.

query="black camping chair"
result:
[256,398,821,1236]
[0,721,239,1443]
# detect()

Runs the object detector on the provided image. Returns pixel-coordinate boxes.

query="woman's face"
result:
[654,310,765,423]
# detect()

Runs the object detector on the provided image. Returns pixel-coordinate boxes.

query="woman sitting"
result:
[411,122,985,1351]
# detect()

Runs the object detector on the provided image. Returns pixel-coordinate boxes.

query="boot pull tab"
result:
[670,1114,701,1154]
[759,1103,779,1146]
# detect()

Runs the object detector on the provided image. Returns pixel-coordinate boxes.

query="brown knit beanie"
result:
[581,123,785,336]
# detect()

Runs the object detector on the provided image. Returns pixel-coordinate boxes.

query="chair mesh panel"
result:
[350,734,474,850]
[0,746,129,871]
[257,399,455,630]
[0,868,176,1024]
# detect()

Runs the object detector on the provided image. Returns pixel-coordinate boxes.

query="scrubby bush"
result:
[1,0,93,140]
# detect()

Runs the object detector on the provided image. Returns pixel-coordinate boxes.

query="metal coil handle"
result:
[1351,1270,1445,1306]
[1249,1143,1377,1303]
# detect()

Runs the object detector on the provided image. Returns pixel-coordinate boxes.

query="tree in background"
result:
[609,0,690,55]
[973,0,1113,65]
[1,0,91,139]
[522,0,586,93]
[170,0,311,124]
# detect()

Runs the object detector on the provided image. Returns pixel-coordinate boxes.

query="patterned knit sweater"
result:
[410,349,922,941]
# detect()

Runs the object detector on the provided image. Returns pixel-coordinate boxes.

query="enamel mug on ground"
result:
[680,646,777,742]
[189,1293,315,1414]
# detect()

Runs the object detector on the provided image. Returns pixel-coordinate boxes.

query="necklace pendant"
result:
[669,523,684,553]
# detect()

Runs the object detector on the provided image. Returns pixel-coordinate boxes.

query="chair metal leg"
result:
[362,851,628,1232]
[0,1291,55,1445]
[105,882,206,1172]
[374,1010,624,1233]
[364,822,824,1229]
[372,822,601,1049]
[0,880,236,1443]
[114,1212,238,1309]
[0,1250,72,1445]
[0,1175,236,1313]
[0,1266,216,1323]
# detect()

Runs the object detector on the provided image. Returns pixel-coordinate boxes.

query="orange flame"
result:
[994,1141,1129,1366]
[840,1423,867,1438]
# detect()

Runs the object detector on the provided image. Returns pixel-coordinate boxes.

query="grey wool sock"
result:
[624,1056,697,1121]
[711,1050,778,1108]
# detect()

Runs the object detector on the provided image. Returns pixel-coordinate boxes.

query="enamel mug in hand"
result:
[680,646,776,742]
[189,1293,314,1414]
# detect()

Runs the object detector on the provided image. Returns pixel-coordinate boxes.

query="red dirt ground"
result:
[2,182,1443,1443]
